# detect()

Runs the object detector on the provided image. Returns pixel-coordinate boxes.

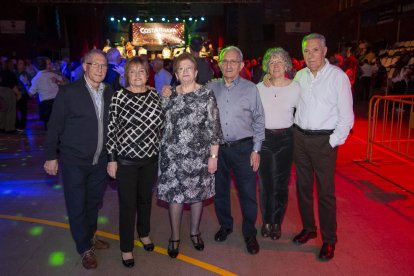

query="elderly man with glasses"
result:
[207,46,265,255]
[44,49,114,269]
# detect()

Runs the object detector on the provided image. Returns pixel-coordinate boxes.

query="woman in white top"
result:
[257,48,300,240]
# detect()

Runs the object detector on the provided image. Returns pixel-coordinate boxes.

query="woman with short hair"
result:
[107,56,164,268]
[257,48,300,240]
[158,52,223,258]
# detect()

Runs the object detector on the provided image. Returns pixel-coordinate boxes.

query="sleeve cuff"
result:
[107,152,117,162]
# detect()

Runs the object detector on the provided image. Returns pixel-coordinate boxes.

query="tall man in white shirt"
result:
[292,33,354,261]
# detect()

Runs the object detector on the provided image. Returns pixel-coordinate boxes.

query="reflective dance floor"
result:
[1,101,414,275]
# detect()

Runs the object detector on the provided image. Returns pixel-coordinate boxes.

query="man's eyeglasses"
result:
[86,62,108,70]
[221,59,241,66]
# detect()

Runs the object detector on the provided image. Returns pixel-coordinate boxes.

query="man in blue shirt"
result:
[207,46,265,255]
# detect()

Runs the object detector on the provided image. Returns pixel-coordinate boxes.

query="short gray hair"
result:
[302,33,326,53]
[83,49,107,64]
[262,47,292,73]
[219,46,243,63]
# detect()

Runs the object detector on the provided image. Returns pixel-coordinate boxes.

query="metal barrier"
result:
[364,95,414,162]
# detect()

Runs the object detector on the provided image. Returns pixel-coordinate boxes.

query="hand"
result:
[44,160,58,175]
[208,157,218,174]
[113,65,124,75]
[107,162,117,179]
[250,151,260,172]
[262,74,272,87]
[162,85,172,98]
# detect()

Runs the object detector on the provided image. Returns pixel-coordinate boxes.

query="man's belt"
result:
[265,127,292,136]
[294,124,334,136]
[222,137,253,147]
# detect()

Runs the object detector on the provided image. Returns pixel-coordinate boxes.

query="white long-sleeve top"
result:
[294,60,354,147]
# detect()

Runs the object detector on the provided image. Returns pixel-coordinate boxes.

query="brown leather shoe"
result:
[81,249,97,269]
[92,236,110,249]
[292,229,317,244]
[319,243,335,261]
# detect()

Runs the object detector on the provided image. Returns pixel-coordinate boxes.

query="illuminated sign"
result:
[132,23,185,46]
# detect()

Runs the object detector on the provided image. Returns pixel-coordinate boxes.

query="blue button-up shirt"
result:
[207,76,265,152]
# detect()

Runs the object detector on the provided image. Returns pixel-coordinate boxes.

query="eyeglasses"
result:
[86,62,108,70]
[221,59,241,66]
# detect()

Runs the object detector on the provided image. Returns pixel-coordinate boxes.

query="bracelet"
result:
[210,154,218,159]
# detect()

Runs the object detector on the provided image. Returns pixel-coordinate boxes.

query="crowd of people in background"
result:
[1,37,413,134]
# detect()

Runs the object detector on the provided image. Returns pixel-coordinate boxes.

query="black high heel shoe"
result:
[269,224,281,240]
[167,239,180,258]
[261,224,271,238]
[121,252,134,268]
[190,233,204,251]
[139,238,154,252]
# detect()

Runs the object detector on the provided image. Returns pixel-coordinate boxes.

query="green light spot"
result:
[29,226,44,236]
[27,155,32,158]
[1,164,7,167]
[52,184,62,190]
[49,251,65,266]
[98,216,109,225]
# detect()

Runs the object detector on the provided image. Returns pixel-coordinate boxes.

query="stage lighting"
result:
[145,20,148,23]
[117,19,120,23]
[150,17,154,21]
[136,17,140,21]
[122,17,126,21]
[189,17,193,21]
[195,19,198,22]
[201,17,205,21]
[175,17,179,21]
[162,17,165,22]
[110,17,115,22]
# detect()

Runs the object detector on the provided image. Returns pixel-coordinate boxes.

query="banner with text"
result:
[132,23,185,46]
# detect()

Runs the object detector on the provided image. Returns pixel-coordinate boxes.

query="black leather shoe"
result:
[269,224,281,240]
[319,243,335,261]
[245,236,259,255]
[190,233,204,251]
[167,239,180,258]
[139,238,154,252]
[214,227,233,242]
[293,229,317,244]
[261,224,271,238]
[121,253,134,268]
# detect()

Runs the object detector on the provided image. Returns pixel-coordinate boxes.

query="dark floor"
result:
[1,100,414,275]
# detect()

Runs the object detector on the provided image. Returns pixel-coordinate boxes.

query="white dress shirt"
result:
[294,59,354,147]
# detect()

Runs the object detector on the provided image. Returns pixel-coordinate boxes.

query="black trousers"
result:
[293,128,338,244]
[39,99,54,129]
[215,140,258,238]
[16,94,28,129]
[61,159,108,254]
[116,158,158,252]
[258,128,293,225]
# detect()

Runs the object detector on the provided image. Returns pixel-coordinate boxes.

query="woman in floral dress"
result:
[158,52,223,258]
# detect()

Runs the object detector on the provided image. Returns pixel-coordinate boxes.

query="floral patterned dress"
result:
[157,85,223,203]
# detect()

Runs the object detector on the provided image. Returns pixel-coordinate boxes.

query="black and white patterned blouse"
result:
[107,88,164,163]
[157,86,223,203]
